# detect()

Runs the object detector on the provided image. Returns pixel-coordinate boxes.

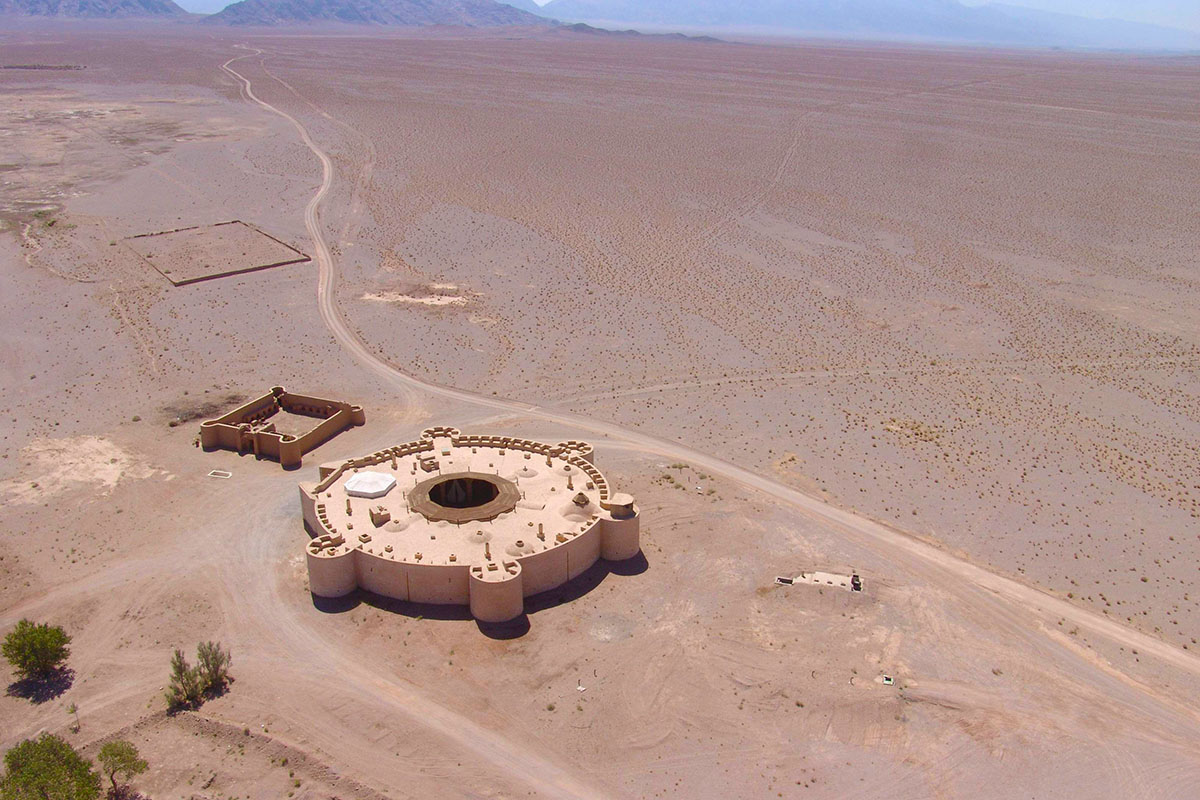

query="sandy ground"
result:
[1,25,1199,799]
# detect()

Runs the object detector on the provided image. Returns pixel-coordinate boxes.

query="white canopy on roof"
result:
[344,471,396,499]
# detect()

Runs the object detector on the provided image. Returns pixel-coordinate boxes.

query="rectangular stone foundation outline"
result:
[123,220,311,286]
[200,386,365,469]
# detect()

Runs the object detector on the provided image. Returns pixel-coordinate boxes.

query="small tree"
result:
[0,733,100,800]
[164,649,202,711]
[195,641,231,695]
[2,619,71,680]
[96,741,146,795]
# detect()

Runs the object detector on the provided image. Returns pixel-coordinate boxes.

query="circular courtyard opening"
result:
[408,471,522,524]
[430,476,500,509]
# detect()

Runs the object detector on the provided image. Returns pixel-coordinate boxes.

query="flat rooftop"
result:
[312,436,606,568]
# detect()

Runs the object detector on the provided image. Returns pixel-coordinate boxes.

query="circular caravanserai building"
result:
[299,427,640,622]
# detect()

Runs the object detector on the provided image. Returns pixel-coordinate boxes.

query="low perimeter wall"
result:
[201,386,365,468]
[305,512,641,622]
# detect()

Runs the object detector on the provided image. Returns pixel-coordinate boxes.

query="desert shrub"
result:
[2,620,71,680]
[195,641,231,695]
[96,741,146,795]
[164,649,202,711]
[1,733,100,800]
[165,642,233,711]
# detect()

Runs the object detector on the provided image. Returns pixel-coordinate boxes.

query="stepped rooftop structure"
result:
[299,427,641,622]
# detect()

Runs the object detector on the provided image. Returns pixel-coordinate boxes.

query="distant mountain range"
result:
[496,0,541,12]
[205,0,546,25]
[0,0,185,15]
[0,0,547,22]
[2,0,1195,47]
[549,20,721,41]
[512,0,1200,49]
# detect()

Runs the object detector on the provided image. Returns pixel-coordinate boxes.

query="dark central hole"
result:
[429,477,499,509]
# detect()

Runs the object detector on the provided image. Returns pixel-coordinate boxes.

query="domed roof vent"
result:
[505,539,537,557]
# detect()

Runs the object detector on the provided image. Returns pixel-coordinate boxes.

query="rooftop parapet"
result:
[299,427,641,623]
[201,386,364,469]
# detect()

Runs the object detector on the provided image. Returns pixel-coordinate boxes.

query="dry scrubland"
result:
[1,26,1199,799]
[293,37,1200,644]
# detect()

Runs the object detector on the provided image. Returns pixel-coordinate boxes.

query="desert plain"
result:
[1,23,1199,799]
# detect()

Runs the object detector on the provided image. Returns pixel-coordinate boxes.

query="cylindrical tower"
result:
[199,420,222,450]
[600,492,640,561]
[469,560,525,622]
[306,547,356,597]
[278,436,303,469]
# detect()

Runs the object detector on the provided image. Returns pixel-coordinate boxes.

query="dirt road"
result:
[220,51,615,800]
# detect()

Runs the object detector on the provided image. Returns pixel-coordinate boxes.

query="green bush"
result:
[2,620,71,679]
[164,649,202,711]
[195,641,231,694]
[165,642,233,711]
[1,733,100,800]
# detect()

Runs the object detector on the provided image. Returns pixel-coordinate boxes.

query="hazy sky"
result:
[962,1,1200,32]
[174,0,1200,33]
[179,0,230,12]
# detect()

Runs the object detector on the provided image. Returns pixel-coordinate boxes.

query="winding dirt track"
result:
[220,51,617,800]
[219,48,1200,794]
